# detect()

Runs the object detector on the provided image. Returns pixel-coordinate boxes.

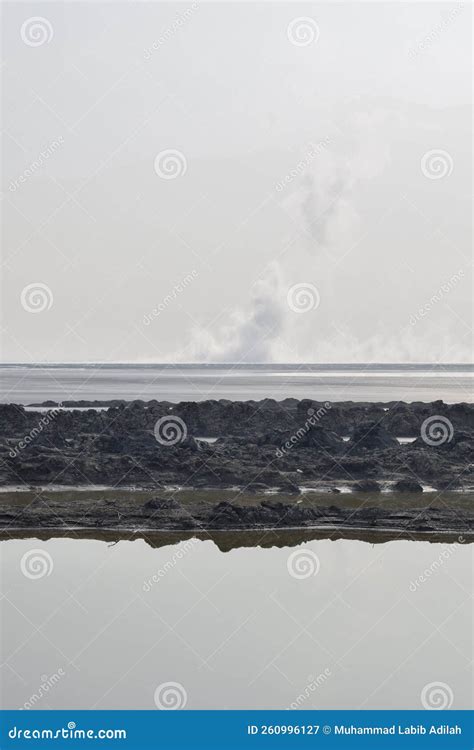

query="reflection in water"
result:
[0,534,471,710]
[0,525,470,550]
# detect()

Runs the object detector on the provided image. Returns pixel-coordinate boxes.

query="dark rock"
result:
[142,498,180,511]
[348,422,398,451]
[178,436,203,451]
[393,480,423,493]
[353,480,382,493]
[0,399,472,492]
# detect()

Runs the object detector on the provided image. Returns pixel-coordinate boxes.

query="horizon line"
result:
[0,362,472,368]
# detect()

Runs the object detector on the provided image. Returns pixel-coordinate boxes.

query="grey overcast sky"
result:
[1,1,472,364]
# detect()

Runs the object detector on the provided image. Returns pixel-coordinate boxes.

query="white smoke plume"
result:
[181,107,469,364]
[182,109,397,364]
[185,263,287,363]
[280,109,395,256]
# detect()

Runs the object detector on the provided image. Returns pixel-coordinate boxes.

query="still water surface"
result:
[1,364,472,404]
[1,535,471,710]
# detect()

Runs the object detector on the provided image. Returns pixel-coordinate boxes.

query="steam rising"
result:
[186,110,397,363]
[187,264,286,363]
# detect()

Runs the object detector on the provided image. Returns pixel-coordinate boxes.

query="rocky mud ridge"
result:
[0,398,473,493]
[0,493,471,538]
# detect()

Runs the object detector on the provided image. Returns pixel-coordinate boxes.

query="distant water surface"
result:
[1,363,472,404]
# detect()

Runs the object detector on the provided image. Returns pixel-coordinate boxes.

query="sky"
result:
[1,1,472,364]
